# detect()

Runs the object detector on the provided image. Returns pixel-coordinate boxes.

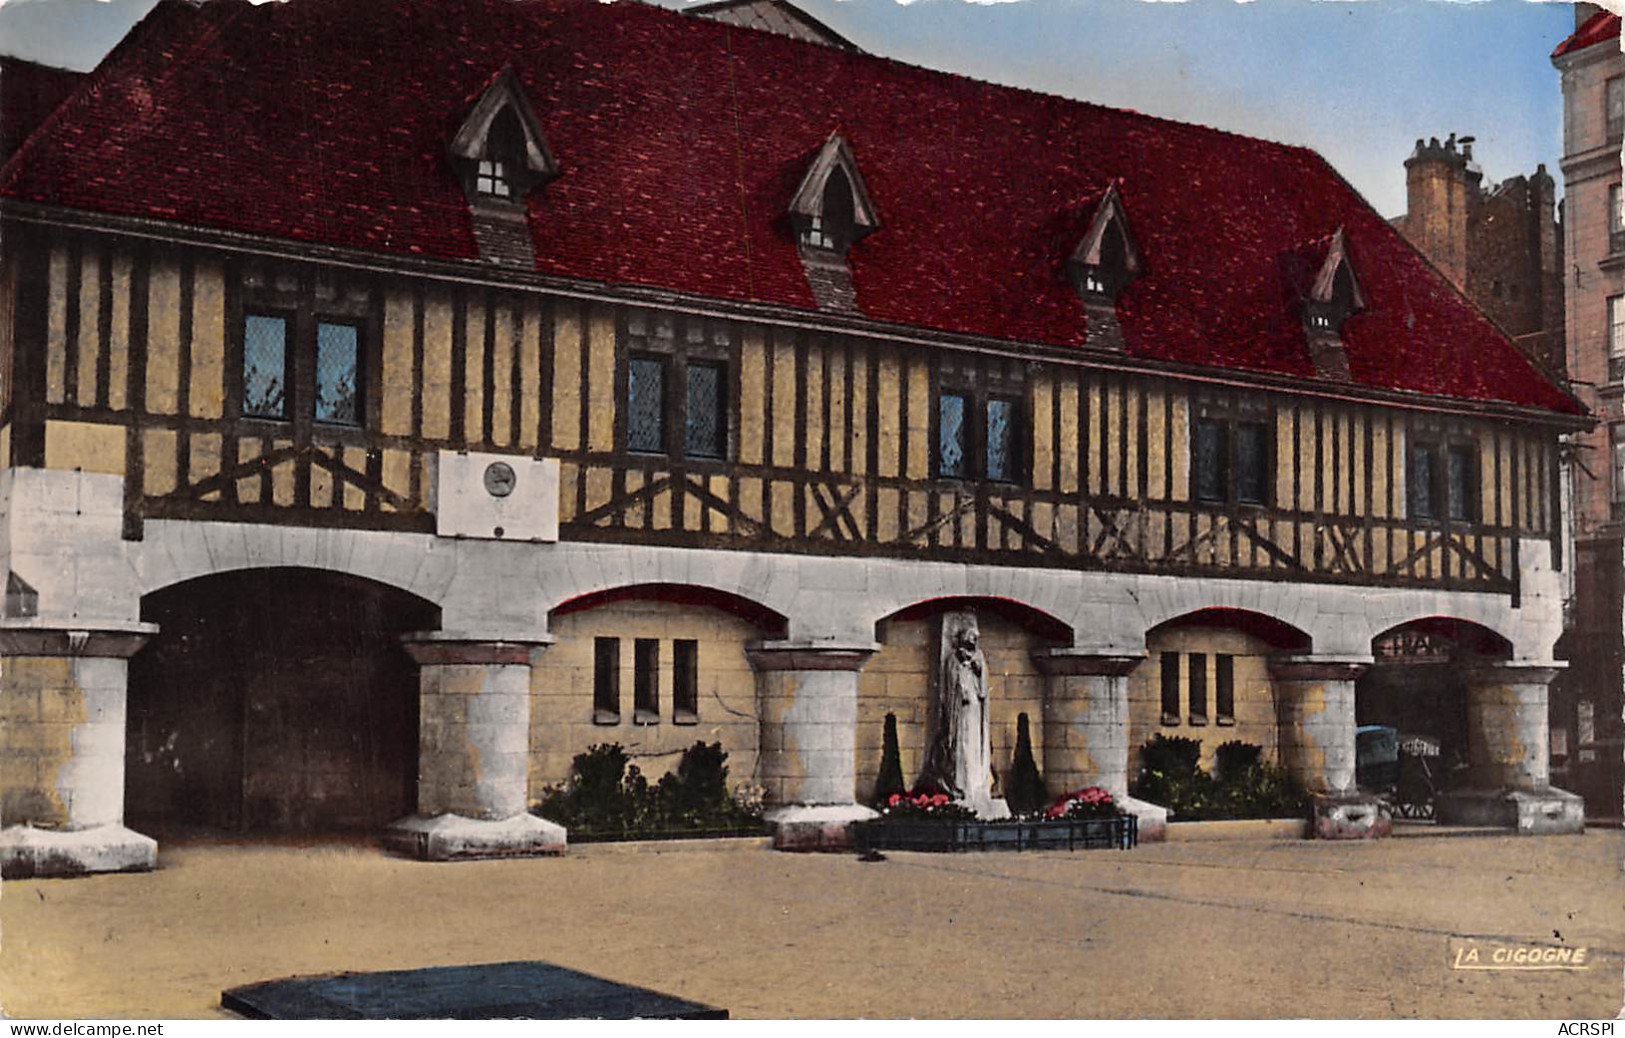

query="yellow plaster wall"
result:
[1129,625,1280,773]
[44,420,126,476]
[529,600,761,796]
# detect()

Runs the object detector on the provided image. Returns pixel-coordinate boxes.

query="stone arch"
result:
[549,582,789,637]
[1146,607,1313,653]
[874,595,1073,646]
[1370,615,1514,663]
[137,522,453,610]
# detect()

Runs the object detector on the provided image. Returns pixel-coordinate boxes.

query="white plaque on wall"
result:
[432,450,559,542]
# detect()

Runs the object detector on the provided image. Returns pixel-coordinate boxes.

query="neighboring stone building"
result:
[1551,5,1625,821]
[1391,136,1565,376]
[0,0,1591,876]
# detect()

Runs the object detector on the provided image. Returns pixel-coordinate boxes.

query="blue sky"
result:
[0,0,1589,217]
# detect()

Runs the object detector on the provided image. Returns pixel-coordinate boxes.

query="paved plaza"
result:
[2,828,1621,1019]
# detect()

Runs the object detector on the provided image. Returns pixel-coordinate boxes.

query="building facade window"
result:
[1610,297,1625,384]
[1612,425,1625,520]
[627,355,667,454]
[593,636,621,724]
[1611,183,1624,255]
[673,639,699,724]
[633,638,660,724]
[240,311,362,427]
[1215,654,1235,725]
[621,311,734,462]
[1187,651,1208,725]
[1160,652,1181,725]
[1193,416,1271,506]
[1609,75,1624,142]
[936,390,1024,484]
[684,362,726,459]
[1407,439,1479,523]
[242,313,289,419]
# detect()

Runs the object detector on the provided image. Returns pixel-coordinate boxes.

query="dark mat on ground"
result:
[221,960,728,1019]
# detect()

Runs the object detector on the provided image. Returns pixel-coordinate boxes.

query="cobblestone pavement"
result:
[3,828,1621,1019]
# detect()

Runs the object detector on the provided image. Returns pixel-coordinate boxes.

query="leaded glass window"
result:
[627,355,666,453]
[938,392,968,478]
[1408,443,1436,520]
[1235,422,1268,505]
[314,322,360,426]
[986,398,1017,483]
[1447,445,1476,522]
[242,314,288,419]
[686,362,725,459]
[1194,419,1227,503]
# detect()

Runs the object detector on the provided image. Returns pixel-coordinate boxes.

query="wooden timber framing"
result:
[0,214,1580,598]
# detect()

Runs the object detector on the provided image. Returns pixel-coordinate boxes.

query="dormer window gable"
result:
[1298,228,1366,381]
[448,68,559,209]
[1068,182,1143,304]
[789,131,880,259]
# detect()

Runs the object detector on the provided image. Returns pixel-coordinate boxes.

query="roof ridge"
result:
[0,0,237,191]
[611,0,1326,162]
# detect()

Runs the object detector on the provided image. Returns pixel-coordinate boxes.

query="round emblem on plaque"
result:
[483,461,517,498]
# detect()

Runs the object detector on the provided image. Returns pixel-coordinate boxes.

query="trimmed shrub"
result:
[874,713,907,803]
[1131,736,1307,821]
[535,741,762,837]
[1004,712,1049,817]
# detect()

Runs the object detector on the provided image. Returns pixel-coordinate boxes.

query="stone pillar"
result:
[1033,649,1166,840]
[1437,664,1584,834]
[383,633,566,860]
[1268,656,1390,839]
[747,641,876,851]
[0,622,157,877]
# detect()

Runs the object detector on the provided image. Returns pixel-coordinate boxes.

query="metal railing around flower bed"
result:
[853,815,1138,853]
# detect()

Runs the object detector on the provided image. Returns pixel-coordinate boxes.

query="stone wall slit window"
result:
[242,313,289,420]
[1187,652,1208,725]
[1215,653,1235,725]
[314,321,361,426]
[633,638,660,724]
[627,355,667,454]
[685,362,726,460]
[1160,651,1181,725]
[593,636,621,724]
[673,639,699,724]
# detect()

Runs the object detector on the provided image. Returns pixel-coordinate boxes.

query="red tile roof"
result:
[0,57,85,167]
[0,0,1582,415]
[1553,9,1620,58]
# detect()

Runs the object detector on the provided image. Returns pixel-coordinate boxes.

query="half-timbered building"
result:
[0,0,1591,875]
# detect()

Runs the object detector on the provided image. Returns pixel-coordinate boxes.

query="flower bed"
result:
[853,814,1137,853]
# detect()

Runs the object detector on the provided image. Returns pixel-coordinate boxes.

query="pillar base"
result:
[1308,792,1391,840]
[1117,796,1168,842]
[382,813,567,861]
[1435,787,1585,835]
[0,824,156,878]
[766,804,877,852]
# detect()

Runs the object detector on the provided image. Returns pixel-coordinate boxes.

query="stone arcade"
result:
[0,0,1591,875]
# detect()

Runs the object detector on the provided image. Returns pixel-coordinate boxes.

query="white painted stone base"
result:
[0,824,157,878]
[1117,796,1168,842]
[1435,788,1585,835]
[382,813,568,861]
[766,803,877,852]
[965,795,1011,821]
[1308,792,1391,840]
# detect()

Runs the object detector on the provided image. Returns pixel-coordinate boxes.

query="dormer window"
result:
[449,68,559,266]
[789,132,879,311]
[1068,183,1142,350]
[1300,228,1366,381]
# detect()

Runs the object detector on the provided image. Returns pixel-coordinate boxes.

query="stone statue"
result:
[919,610,1008,818]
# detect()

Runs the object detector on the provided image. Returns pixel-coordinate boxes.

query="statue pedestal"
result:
[965,795,1011,821]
